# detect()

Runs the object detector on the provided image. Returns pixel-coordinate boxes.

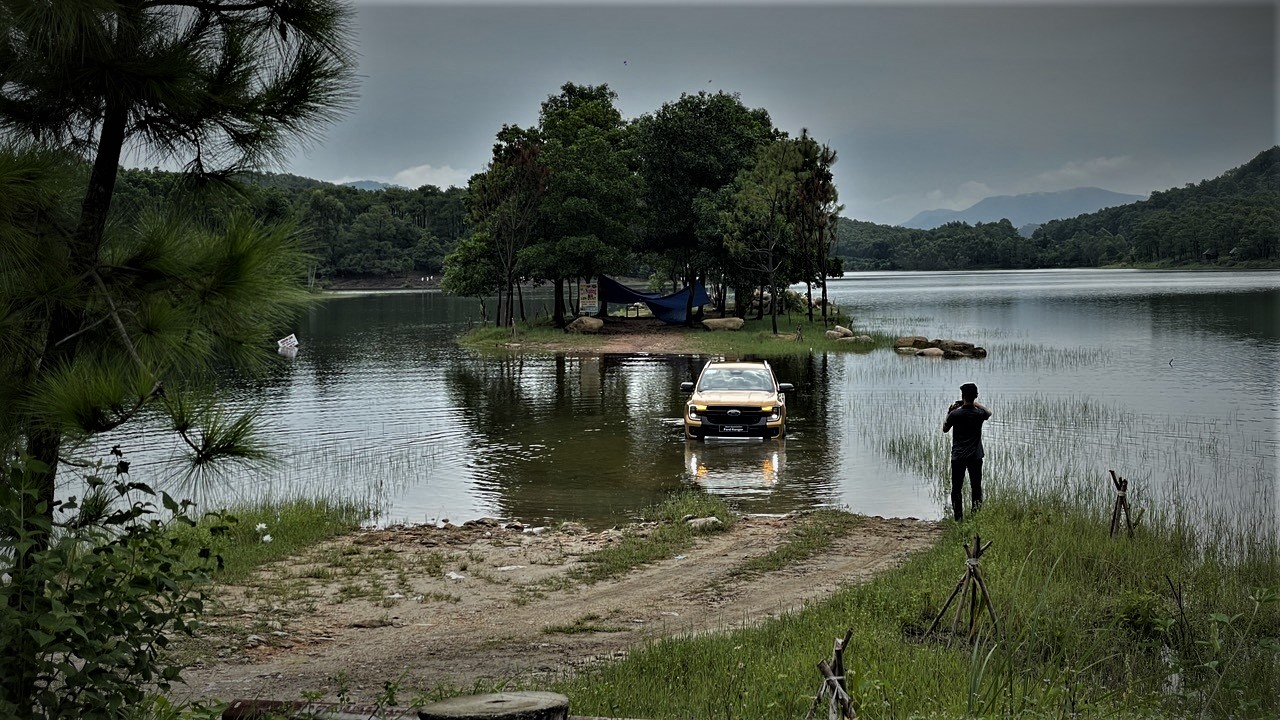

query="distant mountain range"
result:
[902,187,1146,231]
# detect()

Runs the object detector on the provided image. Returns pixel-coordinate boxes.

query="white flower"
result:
[255,523,268,532]
[261,534,273,543]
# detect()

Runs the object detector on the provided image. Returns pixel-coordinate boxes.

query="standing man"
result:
[942,382,992,521]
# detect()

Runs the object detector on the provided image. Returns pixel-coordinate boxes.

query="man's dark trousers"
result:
[950,457,983,521]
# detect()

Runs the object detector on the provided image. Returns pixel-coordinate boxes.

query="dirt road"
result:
[178,513,941,704]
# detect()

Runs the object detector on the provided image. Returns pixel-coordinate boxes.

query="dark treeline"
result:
[113,168,468,280]
[115,143,1276,294]
[836,146,1279,271]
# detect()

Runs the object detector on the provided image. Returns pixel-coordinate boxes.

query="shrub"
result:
[0,450,224,719]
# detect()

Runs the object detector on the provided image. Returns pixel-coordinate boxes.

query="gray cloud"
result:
[285,2,1276,225]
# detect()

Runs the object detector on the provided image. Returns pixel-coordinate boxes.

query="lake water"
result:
[116,269,1279,536]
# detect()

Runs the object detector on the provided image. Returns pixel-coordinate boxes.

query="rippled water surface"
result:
[113,270,1279,532]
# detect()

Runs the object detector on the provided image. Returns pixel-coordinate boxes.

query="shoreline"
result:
[176,511,942,705]
[313,264,1279,294]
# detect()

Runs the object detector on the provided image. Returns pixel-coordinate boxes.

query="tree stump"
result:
[416,692,569,720]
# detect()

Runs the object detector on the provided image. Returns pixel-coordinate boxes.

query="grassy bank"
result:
[550,494,1279,719]
[458,315,899,357]
[176,497,367,583]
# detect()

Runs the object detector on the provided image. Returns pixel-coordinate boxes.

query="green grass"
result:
[457,319,606,351]
[548,493,1278,719]
[175,497,367,583]
[566,491,735,584]
[728,509,863,579]
[456,314,899,358]
[688,317,899,358]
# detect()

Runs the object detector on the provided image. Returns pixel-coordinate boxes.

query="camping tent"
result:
[596,276,710,325]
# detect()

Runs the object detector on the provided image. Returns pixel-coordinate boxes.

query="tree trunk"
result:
[819,249,830,324]
[12,63,132,720]
[22,94,129,523]
[682,266,696,327]
[552,277,566,327]
[516,280,526,323]
[756,284,765,320]
[769,283,779,335]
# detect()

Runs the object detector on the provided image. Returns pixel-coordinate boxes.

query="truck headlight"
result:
[767,411,781,422]
[687,405,699,420]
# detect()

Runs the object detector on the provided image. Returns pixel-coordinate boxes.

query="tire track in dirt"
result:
[178,515,939,704]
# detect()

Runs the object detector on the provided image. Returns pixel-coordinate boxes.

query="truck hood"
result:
[691,390,780,404]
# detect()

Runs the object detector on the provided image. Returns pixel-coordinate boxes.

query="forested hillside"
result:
[113,146,1277,286]
[1030,146,1277,266]
[835,147,1278,270]
[113,168,468,280]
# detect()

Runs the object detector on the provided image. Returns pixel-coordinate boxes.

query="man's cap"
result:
[960,382,979,396]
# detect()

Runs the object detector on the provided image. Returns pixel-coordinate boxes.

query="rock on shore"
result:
[894,336,988,359]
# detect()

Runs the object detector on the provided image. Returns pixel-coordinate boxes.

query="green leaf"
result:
[27,629,54,646]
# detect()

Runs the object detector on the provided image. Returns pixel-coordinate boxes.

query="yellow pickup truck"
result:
[680,360,793,440]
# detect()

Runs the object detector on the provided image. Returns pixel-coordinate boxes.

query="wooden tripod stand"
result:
[925,534,1000,641]
[1109,469,1135,538]
[806,629,856,719]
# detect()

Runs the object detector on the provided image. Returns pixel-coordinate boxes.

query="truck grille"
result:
[702,406,769,425]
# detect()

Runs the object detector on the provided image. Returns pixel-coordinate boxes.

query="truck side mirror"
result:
[778,383,795,393]
[680,381,695,392]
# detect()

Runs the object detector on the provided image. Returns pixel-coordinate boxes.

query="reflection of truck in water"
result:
[680,360,793,440]
[685,442,785,490]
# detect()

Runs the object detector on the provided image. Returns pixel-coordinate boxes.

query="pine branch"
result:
[91,270,147,372]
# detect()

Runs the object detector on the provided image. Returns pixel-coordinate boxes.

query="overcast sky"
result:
[281,1,1277,226]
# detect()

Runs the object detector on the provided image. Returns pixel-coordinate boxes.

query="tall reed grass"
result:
[551,493,1278,719]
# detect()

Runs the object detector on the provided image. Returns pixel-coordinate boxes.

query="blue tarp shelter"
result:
[597,275,711,325]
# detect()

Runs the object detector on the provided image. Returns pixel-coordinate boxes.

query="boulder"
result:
[824,330,843,340]
[916,347,945,357]
[565,316,603,334]
[972,346,988,358]
[702,317,744,331]
[942,349,966,359]
[893,345,918,355]
[836,335,873,344]
[937,339,975,353]
[895,335,930,349]
[832,325,855,338]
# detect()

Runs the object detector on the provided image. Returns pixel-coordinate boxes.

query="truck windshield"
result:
[699,369,772,392]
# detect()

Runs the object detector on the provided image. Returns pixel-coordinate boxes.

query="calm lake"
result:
[118,269,1279,535]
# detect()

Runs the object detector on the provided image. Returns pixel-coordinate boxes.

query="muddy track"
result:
[178,514,940,704]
